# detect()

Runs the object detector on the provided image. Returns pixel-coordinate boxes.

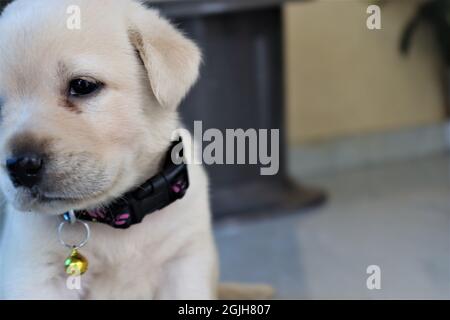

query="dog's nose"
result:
[6,155,43,188]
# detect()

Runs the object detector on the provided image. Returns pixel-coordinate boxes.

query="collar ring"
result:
[57,219,90,250]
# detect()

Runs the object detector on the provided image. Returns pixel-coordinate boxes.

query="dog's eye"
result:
[69,78,101,97]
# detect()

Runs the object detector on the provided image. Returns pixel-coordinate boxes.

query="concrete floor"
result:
[214,153,450,299]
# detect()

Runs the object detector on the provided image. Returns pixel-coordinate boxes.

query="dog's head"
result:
[0,0,200,214]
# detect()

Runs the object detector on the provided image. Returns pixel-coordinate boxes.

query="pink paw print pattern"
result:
[80,207,132,228]
[113,213,131,227]
[171,180,187,194]
[86,208,106,220]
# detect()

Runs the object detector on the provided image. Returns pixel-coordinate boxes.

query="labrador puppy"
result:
[0,0,218,299]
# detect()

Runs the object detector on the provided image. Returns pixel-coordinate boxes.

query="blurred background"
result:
[152,0,450,299]
[1,0,449,299]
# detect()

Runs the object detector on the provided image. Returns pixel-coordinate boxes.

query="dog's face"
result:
[0,0,200,214]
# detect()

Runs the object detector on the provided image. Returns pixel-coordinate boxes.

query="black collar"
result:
[65,140,189,229]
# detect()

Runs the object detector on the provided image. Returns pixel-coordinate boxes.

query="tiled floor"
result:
[214,153,450,299]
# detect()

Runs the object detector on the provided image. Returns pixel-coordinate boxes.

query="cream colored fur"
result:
[0,0,218,299]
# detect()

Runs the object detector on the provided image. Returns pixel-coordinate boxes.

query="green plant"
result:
[401,0,450,64]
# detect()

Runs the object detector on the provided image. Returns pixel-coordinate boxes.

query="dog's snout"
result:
[6,155,44,188]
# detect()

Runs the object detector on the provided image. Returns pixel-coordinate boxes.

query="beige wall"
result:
[284,0,445,145]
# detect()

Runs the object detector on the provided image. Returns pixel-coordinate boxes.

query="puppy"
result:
[0,0,218,299]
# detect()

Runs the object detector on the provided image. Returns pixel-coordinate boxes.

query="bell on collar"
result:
[65,248,89,276]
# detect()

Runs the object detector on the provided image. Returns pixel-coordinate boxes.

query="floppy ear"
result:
[127,6,201,109]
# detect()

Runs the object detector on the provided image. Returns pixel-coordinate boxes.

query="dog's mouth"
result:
[9,184,113,214]
[10,167,125,215]
[19,189,96,204]
[5,163,122,212]
[34,193,86,203]
[20,185,102,202]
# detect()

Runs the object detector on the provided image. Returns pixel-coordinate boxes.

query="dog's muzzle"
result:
[68,139,189,229]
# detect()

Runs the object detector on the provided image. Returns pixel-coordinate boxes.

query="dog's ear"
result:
[127,6,201,109]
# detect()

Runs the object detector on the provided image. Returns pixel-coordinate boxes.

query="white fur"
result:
[0,0,218,299]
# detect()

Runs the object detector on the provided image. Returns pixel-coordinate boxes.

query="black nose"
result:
[6,155,43,188]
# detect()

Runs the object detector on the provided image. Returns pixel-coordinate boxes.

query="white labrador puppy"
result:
[0,0,219,299]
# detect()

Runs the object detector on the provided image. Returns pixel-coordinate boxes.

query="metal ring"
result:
[58,219,90,249]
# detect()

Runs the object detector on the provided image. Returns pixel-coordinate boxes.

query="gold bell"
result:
[65,249,89,276]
